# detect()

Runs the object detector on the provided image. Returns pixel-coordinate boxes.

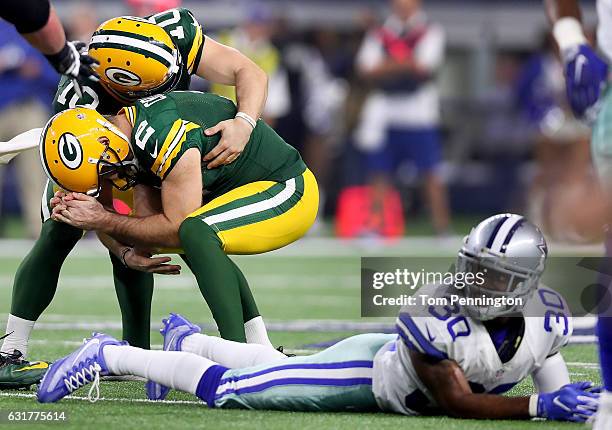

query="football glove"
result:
[536,381,601,422]
[562,44,608,121]
[45,40,99,97]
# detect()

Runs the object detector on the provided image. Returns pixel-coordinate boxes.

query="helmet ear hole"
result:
[97,136,110,145]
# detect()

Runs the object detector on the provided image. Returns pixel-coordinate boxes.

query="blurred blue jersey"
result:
[0,19,58,112]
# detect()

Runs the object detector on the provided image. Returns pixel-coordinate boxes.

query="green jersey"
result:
[123,91,306,199]
[52,8,205,115]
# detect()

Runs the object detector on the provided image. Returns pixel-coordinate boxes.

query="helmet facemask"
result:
[87,119,138,197]
[96,145,139,196]
[456,249,542,320]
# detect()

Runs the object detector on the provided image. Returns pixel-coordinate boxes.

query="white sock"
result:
[602,391,612,410]
[1,314,35,356]
[181,333,286,368]
[103,345,214,395]
[244,316,273,347]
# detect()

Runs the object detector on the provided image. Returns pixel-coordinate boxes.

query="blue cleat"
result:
[37,333,124,403]
[146,313,201,401]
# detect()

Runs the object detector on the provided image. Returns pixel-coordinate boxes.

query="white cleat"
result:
[593,391,612,430]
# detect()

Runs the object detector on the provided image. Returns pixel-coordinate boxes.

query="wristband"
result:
[44,43,72,73]
[529,394,539,418]
[552,17,587,53]
[120,247,132,268]
[235,112,257,129]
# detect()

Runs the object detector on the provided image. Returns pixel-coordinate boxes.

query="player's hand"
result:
[562,45,608,121]
[51,192,107,230]
[49,190,67,209]
[537,382,601,422]
[122,247,181,275]
[46,41,100,98]
[203,118,253,169]
[59,41,99,83]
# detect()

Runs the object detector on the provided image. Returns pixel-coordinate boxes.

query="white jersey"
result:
[598,0,612,63]
[372,284,572,415]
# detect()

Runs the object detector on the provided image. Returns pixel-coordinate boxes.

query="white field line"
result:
[0,362,601,406]
[0,391,204,406]
[0,237,603,258]
[574,316,597,329]
[570,335,598,344]
[23,338,607,360]
[0,274,360,290]
[24,337,605,363]
[567,362,600,369]
[27,339,317,356]
[0,318,394,332]
[0,316,596,340]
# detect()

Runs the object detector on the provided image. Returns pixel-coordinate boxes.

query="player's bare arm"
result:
[409,349,531,419]
[52,148,203,249]
[544,0,581,22]
[198,37,268,169]
[97,232,181,275]
[0,0,99,87]
[410,346,599,421]
[544,0,608,119]
[50,186,179,273]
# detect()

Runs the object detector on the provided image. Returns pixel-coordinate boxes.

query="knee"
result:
[41,219,82,245]
[178,217,220,247]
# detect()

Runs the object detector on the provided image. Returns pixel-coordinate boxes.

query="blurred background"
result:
[0,0,605,244]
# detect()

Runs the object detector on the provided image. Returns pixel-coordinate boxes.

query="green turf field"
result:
[0,238,603,430]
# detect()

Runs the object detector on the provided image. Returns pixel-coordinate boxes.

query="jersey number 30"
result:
[428,303,471,341]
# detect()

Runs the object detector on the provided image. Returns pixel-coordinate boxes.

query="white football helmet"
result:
[456,213,548,320]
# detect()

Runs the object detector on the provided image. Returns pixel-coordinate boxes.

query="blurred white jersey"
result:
[598,0,612,63]
[372,284,572,415]
[354,12,445,150]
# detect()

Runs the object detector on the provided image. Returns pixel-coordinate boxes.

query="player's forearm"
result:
[439,393,531,420]
[546,0,588,54]
[99,211,181,249]
[21,7,66,55]
[544,0,581,23]
[96,232,131,260]
[234,61,268,120]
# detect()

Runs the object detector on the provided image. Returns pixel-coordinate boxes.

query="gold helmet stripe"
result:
[90,34,176,66]
[95,118,131,143]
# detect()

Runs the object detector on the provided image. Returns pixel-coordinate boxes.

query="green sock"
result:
[11,220,82,320]
[178,218,248,342]
[110,253,153,349]
[229,259,260,323]
[182,255,261,324]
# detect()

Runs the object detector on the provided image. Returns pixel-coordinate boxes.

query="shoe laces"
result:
[63,358,102,403]
[0,349,26,366]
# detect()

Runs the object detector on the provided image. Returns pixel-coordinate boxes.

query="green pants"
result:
[9,180,154,348]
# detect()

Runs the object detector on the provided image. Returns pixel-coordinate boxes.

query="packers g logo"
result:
[58,133,83,170]
[105,67,142,87]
